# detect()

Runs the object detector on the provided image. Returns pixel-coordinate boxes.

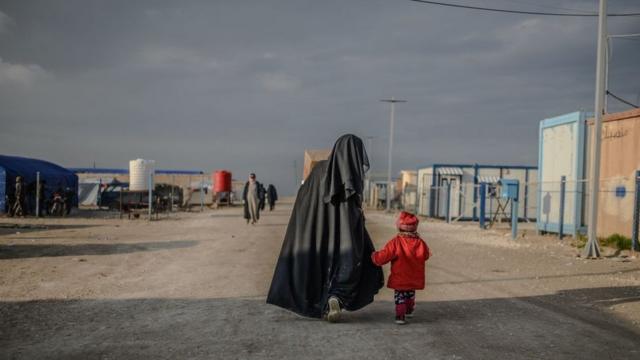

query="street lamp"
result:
[584,0,607,258]
[364,136,376,206]
[380,97,407,212]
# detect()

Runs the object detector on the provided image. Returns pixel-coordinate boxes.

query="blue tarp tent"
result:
[0,155,78,214]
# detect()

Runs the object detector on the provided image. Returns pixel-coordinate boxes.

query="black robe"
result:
[259,183,267,211]
[267,185,278,205]
[267,134,383,318]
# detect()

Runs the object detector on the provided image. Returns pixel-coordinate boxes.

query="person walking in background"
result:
[267,184,278,211]
[10,176,25,217]
[371,211,431,325]
[243,173,262,225]
[258,183,266,211]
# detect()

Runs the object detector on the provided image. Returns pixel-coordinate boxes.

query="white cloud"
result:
[136,46,220,70]
[0,58,49,87]
[258,72,300,92]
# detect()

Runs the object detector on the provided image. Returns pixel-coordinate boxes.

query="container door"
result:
[438,178,447,217]
[419,173,430,215]
[450,177,461,218]
[438,176,460,218]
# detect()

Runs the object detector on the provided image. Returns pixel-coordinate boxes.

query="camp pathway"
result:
[0,201,639,359]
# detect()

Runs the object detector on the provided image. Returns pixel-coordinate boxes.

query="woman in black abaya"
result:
[266,134,383,322]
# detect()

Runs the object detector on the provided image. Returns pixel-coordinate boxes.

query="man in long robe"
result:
[243,173,262,224]
[267,134,383,322]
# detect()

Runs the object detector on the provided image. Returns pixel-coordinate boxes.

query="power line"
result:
[409,0,640,17]
[607,90,640,109]
[495,0,594,14]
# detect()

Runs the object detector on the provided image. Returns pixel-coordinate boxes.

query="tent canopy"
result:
[0,155,78,212]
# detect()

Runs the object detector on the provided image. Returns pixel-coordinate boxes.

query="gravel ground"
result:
[1,201,639,359]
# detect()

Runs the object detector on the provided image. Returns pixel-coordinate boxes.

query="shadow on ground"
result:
[1,286,639,359]
[0,240,198,260]
[209,213,245,218]
[0,223,100,236]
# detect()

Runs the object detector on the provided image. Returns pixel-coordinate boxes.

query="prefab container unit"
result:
[368,181,397,210]
[586,108,640,238]
[365,174,390,208]
[537,111,589,236]
[397,170,417,212]
[416,164,537,221]
[303,149,331,181]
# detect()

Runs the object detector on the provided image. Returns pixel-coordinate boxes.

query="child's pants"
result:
[394,290,416,317]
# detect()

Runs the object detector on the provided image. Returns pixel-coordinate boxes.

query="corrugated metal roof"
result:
[437,167,463,176]
[477,175,500,184]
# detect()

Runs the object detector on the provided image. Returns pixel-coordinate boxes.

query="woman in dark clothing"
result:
[267,184,278,211]
[267,134,383,322]
[258,183,267,211]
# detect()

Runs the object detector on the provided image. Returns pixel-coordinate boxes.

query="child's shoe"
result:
[395,315,406,325]
[326,296,341,323]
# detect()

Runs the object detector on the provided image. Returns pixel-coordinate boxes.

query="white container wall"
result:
[417,167,433,216]
[129,159,156,191]
[537,112,588,236]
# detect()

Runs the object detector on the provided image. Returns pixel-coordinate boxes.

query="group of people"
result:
[267,134,431,325]
[242,173,278,225]
[6,176,71,217]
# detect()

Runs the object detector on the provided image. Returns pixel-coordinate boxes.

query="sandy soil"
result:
[1,201,639,359]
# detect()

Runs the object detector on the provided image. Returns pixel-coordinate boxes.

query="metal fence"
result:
[423,174,640,250]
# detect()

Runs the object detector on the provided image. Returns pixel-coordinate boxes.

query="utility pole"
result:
[380,97,407,212]
[364,136,376,206]
[585,0,607,258]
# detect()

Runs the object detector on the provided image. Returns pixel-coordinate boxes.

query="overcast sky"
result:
[1,0,639,194]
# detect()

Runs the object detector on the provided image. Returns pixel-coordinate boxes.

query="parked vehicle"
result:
[98,181,182,212]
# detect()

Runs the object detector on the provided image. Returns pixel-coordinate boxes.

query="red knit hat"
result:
[396,211,419,232]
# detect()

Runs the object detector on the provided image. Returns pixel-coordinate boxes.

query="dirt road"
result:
[1,202,639,359]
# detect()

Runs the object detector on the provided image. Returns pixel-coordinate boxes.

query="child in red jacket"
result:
[371,211,431,325]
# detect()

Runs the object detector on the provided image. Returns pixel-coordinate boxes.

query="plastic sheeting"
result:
[78,178,113,206]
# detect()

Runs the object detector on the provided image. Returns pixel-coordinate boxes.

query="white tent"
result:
[78,178,112,206]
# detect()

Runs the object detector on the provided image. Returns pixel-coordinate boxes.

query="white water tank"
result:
[129,159,156,191]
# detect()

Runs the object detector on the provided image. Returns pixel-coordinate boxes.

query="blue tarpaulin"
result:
[0,155,78,214]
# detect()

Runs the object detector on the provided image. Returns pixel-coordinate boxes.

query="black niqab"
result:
[267,134,383,318]
[323,134,370,204]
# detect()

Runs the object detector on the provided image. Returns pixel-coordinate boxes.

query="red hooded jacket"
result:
[371,233,431,290]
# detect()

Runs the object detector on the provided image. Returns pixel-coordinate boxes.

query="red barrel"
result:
[213,170,232,193]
